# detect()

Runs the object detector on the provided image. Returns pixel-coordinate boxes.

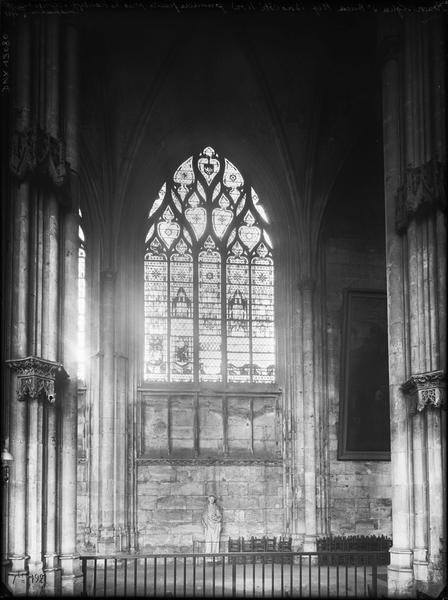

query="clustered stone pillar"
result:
[97,270,117,553]
[59,18,83,595]
[4,14,82,596]
[298,279,318,552]
[379,15,446,597]
[7,17,32,596]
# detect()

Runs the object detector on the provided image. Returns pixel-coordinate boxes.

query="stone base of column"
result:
[413,547,428,582]
[427,558,445,585]
[302,533,316,553]
[59,554,83,596]
[387,548,415,598]
[43,567,62,596]
[27,561,46,596]
[7,571,28,596]
[97,530,117,555]
[7,554,28,595]
[291,533,303,551]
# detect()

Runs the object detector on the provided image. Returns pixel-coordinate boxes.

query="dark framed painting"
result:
[338,290,391,460]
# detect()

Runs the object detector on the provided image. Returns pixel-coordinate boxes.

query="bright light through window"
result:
[78,223,86,381]
[144,146,275,384]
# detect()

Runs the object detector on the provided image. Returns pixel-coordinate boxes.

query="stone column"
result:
[7,359,67,595]
[97,269,117,553]
[59,208,83,595]
[299,279,317,552]
[379,14,446,596]
[378,20,414,597]
[401,372,446,584]
[42,15,60,592]
[58,18,82,594]
[7,17,31,596]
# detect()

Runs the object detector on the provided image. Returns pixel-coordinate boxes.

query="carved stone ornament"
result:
[9,126,67,187]
[6,356,68,404]
[401,370,446,415]
[395,158,447,233]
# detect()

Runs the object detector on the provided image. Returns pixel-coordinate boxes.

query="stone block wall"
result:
[137,463,284,553]
[325,237,392,536]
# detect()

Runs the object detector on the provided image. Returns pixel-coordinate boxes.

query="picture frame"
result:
[338,290,391,461]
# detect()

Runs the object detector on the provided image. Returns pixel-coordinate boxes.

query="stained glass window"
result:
[78,216,86,381]
[144,147,275,384]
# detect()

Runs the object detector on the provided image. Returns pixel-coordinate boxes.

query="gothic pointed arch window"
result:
[78,211,87,382]
[144,147,275,384]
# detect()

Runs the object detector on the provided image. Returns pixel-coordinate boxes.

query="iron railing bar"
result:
[124,558,127,598]
[345,556,349,598]
[134,558,137,597]
[243,558,246,597]
[289,552,292,598]
[222,552,225,597]
[318,554,321,598]
[174,555,177,598]
[143,557,147,597]
[336,554,339,597]
[81,558,87,598]
[372,563,378,598]
[114,558,117,597]
[183,556,186,598]
[308,553,312,596]
[154,557,157,597]
[202,556,205,598]
[262,557,265,597]
[164,556,167,597]
[192,555,196,598]
[280,553,284,598]
[212,556,215,598]
[93,558,97,598]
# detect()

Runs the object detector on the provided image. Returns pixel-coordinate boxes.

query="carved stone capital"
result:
[9,126,68,188]
[395,158,446,233]
[6,356,68,404]
[401,370,446,414]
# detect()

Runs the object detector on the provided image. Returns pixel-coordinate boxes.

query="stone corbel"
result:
[395,158,447,233]
[6,356,68,404]
[401,370,446,415]
[9,126,68,188]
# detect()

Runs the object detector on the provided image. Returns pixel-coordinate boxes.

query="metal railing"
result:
[80,550,386,597]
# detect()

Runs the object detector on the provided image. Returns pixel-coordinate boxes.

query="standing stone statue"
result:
[201,494,222,556]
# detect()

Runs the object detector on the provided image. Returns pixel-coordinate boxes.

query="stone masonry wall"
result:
[137,463,284,553]
[325,237,392,537]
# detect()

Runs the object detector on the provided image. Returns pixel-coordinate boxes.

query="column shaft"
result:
[380,20,414,596]
[58,17,83,595]
[7,18,31,594]
[26,400,44,573]
[412,413,428,580]
[98,271,116,550]
[60,213,80,554]
[301,283,317,551]
[426,409,445,582]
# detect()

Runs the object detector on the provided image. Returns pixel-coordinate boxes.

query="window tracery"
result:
[78,214,86,382]
[144,147,275,384]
